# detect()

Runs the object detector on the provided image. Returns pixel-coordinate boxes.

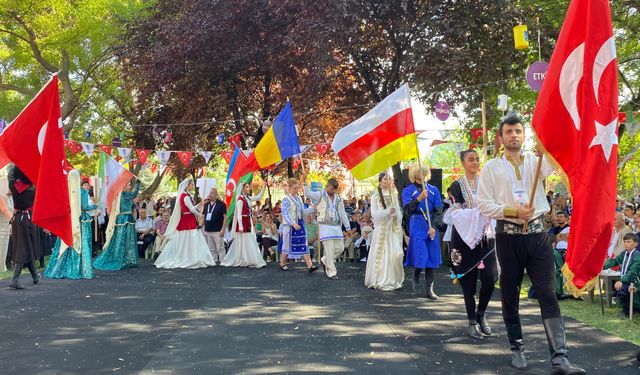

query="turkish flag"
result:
[98,144,113,156]
[533,0,618,293]
[0,75,72,245]
[176,151,193,168]
[314,143,330,156]
[66,140,82,155]
[221,150,233,165]
[136,149,151,165]
[469,128,484,141]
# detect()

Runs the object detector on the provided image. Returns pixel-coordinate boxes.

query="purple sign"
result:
[526,61,549,92]
[112,137,122,147]
[434,100,450,121]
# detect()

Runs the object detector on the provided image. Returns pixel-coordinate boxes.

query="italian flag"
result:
[98,151,135,214]
[331,84,419,180]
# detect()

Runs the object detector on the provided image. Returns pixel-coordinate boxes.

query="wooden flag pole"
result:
[92,176,99,240]
[481,100,488,161]
[522,154,544,233]
[413,133,433,231]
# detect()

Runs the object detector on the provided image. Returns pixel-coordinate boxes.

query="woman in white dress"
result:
[155,178,216,269]
[221,182,266,268]
[364,171,404,290]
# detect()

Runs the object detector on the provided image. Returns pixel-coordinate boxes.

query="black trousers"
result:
[496,232,561,335]
[458,252,498,320]
[137,234,155,257]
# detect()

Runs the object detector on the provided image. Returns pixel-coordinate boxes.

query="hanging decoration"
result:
[526,61,549,92]
[136,149,151,165]
[112,137,122,147]
[216,134,225,145]
[66,140,83,155]
[434,100,450,121]
[164,131,172,144]
[80,142,95,157]
[156,150,172,166]
[199,151,213,163]
[314,143,331,156]
[469,128,484,141]
[431,140,450,146]
[151,164,158,174]
[85,130,91,140]
[116,147,132,163]
[513,24,529,50]
[98,144,113,156]
[221,150,233,165]
[176,151,193,168]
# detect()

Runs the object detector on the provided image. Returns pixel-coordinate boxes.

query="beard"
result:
[503,141,522,152]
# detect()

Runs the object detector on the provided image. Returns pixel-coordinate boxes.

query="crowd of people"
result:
[9,115,640,373]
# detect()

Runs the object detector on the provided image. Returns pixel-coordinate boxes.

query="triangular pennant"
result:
[199,151,213,163]
[176,151,193,168]
[221,150,233,165]
[65,140,82,155]
[469,128,484,141]
[136,149,151,165]
[151,164,158,174]
[314,143,330,156]
[228,132,242,148]
[80,142,95,157]
[116,147,132,163]
[98,144,113,156]
[156,150,172,166]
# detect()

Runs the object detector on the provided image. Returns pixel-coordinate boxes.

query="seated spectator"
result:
[549,212,569,235]
[633,212,640,234]
[602,232,640,316]
[154,210,171,254]
[305,209,319,258]
[343,212,362,261]
[354,225,373,262]
[261,212,278,262]
[154,207,166,224]
[135,208,155,257]
[624,204,636,227]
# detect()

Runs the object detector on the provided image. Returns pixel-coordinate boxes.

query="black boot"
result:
[9,263,24,290]
[424,268,439,300]
[476,311,492,336]
[506,322,527,370]
[27,263,41,285]
[468,319,484,339]
[543,318,586,375]
[412,268,421,295]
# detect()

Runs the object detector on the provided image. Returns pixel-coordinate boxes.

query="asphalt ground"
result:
[0,260,638,374]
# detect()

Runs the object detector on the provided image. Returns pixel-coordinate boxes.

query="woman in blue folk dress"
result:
[45,170,94,279]
[403,163,443,300]
[278,178,319,273]
[94,180,140,271]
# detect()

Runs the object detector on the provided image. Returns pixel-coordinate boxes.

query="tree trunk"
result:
[141,170,167,196]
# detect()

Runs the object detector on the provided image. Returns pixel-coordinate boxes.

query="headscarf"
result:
[230,181,254,236]
[59,170,82,257]
[163,178,192,238]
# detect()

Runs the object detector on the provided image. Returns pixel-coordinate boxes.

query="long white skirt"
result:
[154,229,216,269]
[364,225,404,291]
[221,232,266,268]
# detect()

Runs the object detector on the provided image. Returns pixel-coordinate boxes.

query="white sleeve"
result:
[354,236,364,247]
[184,195,200,216]
[370,194,388,224]
[339,200,351,231]
[236,199,244,231]
[477,165,508,220]
[250,186,266,202]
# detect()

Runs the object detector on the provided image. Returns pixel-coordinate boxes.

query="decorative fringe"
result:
[478,260,485,270]
[561,263,599,298]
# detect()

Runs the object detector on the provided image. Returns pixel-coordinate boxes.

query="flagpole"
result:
[93,176,99,241]
[413,134,433,230]
[522,153,544,233]
[481,100,488,162]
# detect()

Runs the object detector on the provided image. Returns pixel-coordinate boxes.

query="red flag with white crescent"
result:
[533,0,618,294]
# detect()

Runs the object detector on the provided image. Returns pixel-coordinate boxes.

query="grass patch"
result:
[518,275,640,346]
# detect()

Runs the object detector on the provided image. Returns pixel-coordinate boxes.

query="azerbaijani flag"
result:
[331,84,419,180]
[98,151,135,214]
[225,147,254,226]
[250,102,300,169]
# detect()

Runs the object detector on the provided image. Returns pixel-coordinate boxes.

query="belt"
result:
[496,215,545,235]
[182,212,194,215]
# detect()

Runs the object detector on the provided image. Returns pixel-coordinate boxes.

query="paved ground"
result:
[0,260,638,374]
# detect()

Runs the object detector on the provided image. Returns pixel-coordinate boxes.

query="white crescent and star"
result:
[559,36,618,163]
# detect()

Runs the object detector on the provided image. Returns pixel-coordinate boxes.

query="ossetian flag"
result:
[332,84,418,180]
[532,0,618,294]
[251,102,301,169]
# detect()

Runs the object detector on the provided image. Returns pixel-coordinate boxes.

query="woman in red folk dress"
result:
[155,178,215,269]
[221,182,266,268]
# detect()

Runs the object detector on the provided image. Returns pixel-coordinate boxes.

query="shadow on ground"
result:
[0,260,638,374]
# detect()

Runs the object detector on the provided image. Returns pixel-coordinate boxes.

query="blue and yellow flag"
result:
[252,102,301,168]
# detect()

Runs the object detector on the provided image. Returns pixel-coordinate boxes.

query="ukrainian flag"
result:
[253,102,301,168]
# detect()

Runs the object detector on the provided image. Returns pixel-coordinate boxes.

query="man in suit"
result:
[610,212,633,258]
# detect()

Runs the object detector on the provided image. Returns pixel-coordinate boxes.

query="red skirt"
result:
[176,212,197,231]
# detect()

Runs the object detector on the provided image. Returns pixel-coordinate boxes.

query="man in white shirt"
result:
[142,192,156,218]
[304,178,351,280]
[135,208,155,258]
[477,116,584,374]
